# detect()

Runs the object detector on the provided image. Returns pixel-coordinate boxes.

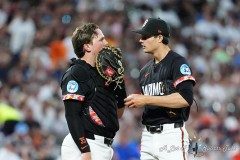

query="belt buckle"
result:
[149,125,163,134]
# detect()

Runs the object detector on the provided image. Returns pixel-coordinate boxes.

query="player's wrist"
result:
[81,152,91,160]
[144,95,151,106]
[79,144,90,153]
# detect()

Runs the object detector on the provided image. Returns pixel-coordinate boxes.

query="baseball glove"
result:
[96,45,124,89]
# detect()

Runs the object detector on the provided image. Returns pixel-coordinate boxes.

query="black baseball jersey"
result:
[61,59,124,138]
[139,51,195,126]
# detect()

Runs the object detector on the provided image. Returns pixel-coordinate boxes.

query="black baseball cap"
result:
[133,18,170,37]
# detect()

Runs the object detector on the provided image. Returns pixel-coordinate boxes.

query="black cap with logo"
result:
[133,18,170,37]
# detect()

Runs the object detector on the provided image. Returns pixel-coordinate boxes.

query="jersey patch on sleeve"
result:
[67,80,78,93]
[180,64,191,75]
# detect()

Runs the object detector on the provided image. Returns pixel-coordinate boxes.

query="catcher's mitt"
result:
[96,45,124,89]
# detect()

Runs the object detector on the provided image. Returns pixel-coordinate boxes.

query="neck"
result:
[154,45,170,63]
[81,53,96,67]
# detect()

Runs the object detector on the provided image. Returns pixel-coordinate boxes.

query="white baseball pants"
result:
[141,123,189,160]
[61,133,113,160]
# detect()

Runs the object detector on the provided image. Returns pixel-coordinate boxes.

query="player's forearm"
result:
[145,93,189,108]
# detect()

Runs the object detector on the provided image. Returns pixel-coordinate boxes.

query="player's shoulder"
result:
[71,65,91,82]
[169,50,188,64]
[140,60,153,73]
[169,50,185,60]
[63,59,91,83]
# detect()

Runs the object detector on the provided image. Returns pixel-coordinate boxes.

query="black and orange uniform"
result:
[138,50,196,160]
[140,50,196,126]
[61,58,126,153]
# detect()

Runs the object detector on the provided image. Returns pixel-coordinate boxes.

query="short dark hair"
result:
[162,36,169,45]
[72,23,99,58]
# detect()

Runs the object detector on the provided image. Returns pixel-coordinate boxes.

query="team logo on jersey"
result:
[67,80,78,93]
[180,64,191,75]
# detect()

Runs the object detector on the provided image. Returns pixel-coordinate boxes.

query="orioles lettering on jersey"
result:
[142,82,165,96]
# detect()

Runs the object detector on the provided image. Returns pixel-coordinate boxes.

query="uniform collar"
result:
[70,58,94,70]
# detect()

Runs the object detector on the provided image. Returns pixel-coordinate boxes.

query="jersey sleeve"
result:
[64,100,90,153]
[172,57,196,87]
[61,65,91,102]
[61,65,92,153]
[114,81,127,108]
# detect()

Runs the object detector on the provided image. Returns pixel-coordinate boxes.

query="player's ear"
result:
[83,44,91,52]
[157,35,163,43]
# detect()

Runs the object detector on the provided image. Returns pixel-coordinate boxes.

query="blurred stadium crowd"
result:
[0,0,240,160]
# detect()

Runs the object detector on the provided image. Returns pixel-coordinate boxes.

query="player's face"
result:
[139,35,160,54]
[91,29,108,56]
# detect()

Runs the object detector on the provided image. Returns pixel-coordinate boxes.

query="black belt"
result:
[85,132,113,147]
[146,121,183,134]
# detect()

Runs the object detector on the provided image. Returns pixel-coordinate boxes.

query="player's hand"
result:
[81,152,92,160]
[124,94,146,108]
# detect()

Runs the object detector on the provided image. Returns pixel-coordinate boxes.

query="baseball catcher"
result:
[96,45,124,89]
[61,23,126,160]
